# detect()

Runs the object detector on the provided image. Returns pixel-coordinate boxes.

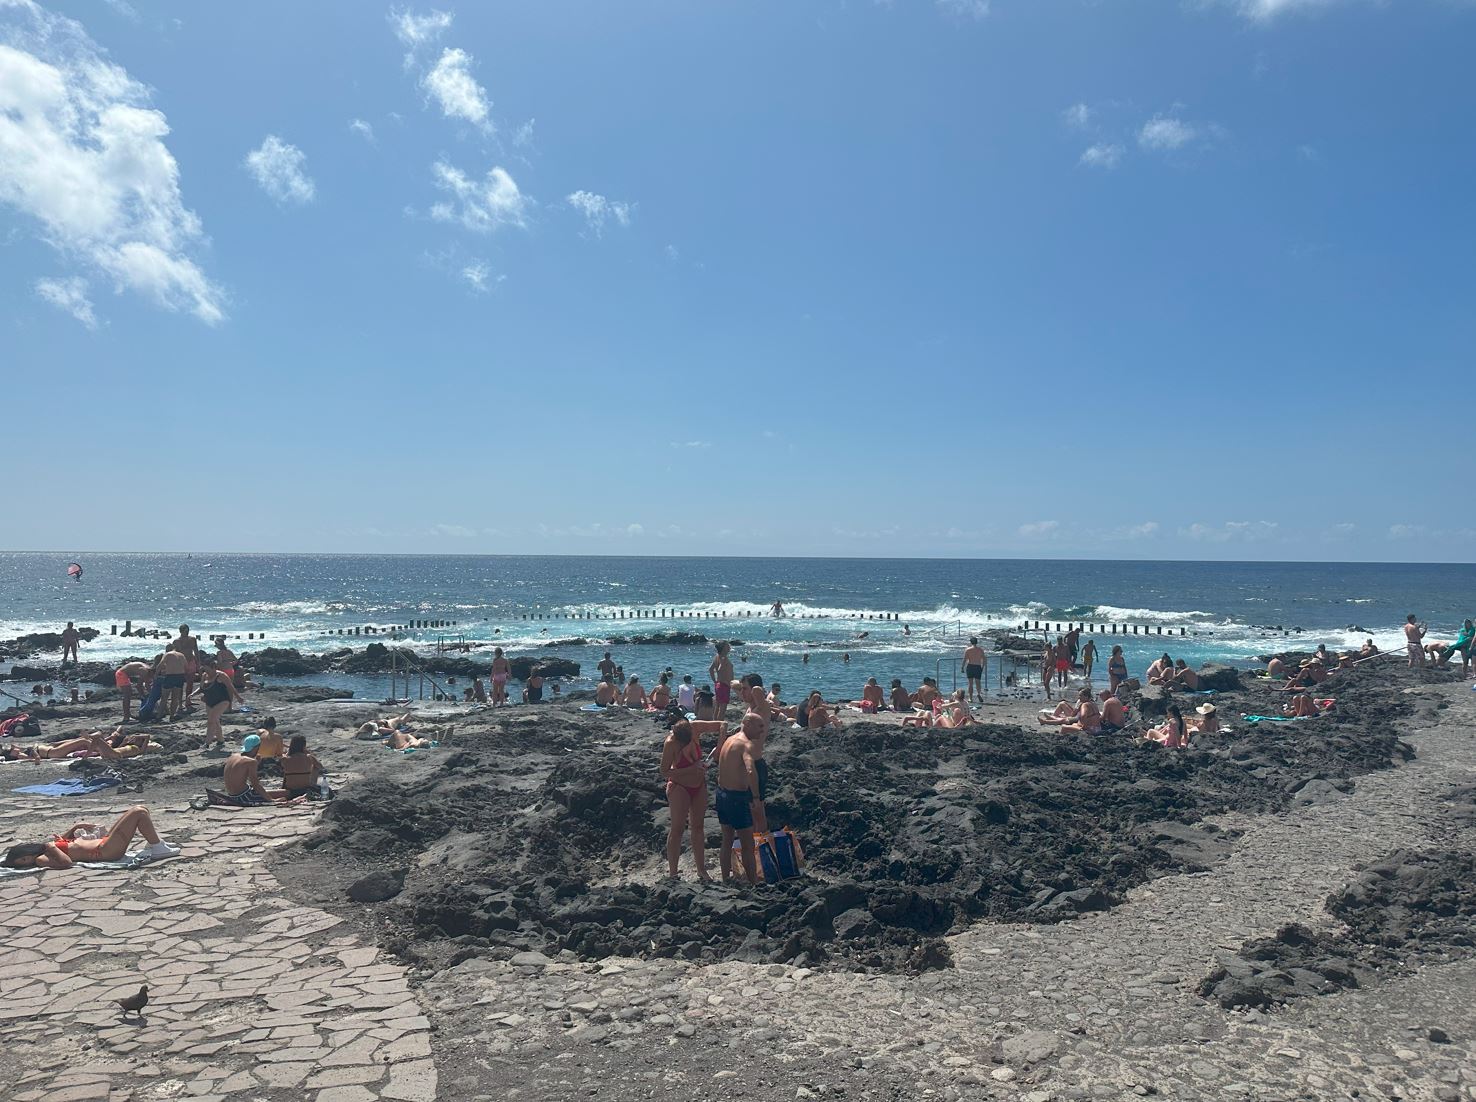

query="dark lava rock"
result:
[243,648,331,676]
[348,868,406,903]
[1195,664,1243,692]
[1201,848,1476,1009]
[275,686,355,703]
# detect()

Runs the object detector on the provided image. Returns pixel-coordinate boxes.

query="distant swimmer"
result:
[903,624,911,636]
[770,601,786,618]
[856,631,869,640]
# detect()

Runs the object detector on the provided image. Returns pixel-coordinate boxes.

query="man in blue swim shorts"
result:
[715,720,764,885]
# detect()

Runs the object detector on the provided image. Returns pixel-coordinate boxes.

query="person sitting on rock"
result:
[621,676,647,709]
[1147,654,1175,686]
[1282,692,1319,718]
[1191,702,1222,734]
[220,735,292,806]
[649,675,672,711]
[1098,690,1128,733]
[280,735,326,798]
[858,678,886,713]
[1166,660,1200,691]
[889,679,912,712]
[1358,639,1379,660]
[2,806,180,869]
[1265,655,1288,680]
[798,691,842,731]
[1039,687,1101,734]
[1145,704,1190,748]
[595,678,619,707]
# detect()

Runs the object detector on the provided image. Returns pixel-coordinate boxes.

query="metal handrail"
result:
[389,648,457,703]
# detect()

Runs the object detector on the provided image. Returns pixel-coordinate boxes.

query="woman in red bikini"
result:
[2,805,181,868]
[659,719,711,882]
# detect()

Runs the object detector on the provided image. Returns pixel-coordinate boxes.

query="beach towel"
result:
[0,849,177,879]
[0,714,39,739]
[580,703,606,712]
[136,680,163,722]
[12,774,122,797]
[1239,714,1305,725]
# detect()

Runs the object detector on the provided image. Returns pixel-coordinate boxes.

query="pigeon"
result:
[115,984,148,1019]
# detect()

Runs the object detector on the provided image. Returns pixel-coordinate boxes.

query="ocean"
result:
[2,554,1471,700]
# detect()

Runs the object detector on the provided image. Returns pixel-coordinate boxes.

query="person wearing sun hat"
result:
[1191,701,1222,735]
[219,733,291,807]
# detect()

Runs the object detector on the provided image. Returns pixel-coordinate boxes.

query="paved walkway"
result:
[0,801,435,1102]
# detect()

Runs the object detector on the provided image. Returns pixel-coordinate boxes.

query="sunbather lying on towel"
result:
[2,805,181,868]
[3,730,156,761]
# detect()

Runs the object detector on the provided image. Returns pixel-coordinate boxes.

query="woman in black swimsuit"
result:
[199,660,243,750]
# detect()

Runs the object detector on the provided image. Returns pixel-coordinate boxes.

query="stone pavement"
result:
[0,800,436,1102]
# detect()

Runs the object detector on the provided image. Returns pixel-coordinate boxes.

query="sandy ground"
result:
[0,662,1473,1101]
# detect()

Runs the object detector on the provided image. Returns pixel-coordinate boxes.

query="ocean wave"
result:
[227,600,339,616]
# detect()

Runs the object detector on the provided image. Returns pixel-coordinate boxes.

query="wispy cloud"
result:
[461,259,500,293]
[1018,520,1061,539]
[1139,115,1198,151]
[1079,143,1123,169]
[35,276,98,328]
[936,0,990,19]
[1063,103,1093,129]
[389,7,452,54]
[244,135,315,204]
[429,522,476,539]
[348,118,376,143]
[670,440,711,449]
[0,1,224,323]
[1180,520,1279,543]
[1226,0,1349,22]
[512,119,535,148]
[567,190,632,236]
[429,160,529,231]
[422,46,492,132]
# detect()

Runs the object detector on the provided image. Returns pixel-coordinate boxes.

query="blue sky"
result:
[1,0,1472,561]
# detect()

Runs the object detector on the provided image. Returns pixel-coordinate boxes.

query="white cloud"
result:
[460,259,499,293]
[389,7,452,50]
[936,0,990,18]
[1181,520,1279,543]
[422,46,492,131]
[1018,520,1060,539]
[626,524,644,537]
[429,522,476,538]
[664,244,680,261]
[0,1,224,323]
[1231,0,1346,21]
[429,160,529,232]
[35,275,97,327]
[670,440,710,449]
[348,118,376,143]
[1139,115,1197,150]
[1063,103,1092,129]
[243,135,315,204]
[1079,143,1123,169]
[1387,523,1425,540]
[567,190,632,236]
[513,119,535,147]
[1125,521,1159,539]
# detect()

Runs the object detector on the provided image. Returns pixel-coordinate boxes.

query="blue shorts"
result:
[715,787,753,831]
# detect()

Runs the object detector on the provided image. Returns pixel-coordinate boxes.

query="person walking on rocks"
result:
[1040,642,1056,701]
[1405,614,1428,668]
[490,647,511,706]
[962,637,987,703]
[1081,638,1097,680]
[1107,645,1127,694]
[715,714,766,885]
[660,719,711,882]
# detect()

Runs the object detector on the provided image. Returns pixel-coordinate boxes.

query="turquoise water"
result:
[2,554,1471,700]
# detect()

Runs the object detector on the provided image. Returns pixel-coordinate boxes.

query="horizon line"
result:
[1,550,1471,568]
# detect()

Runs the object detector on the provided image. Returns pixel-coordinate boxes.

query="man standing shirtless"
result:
[1404,614,1427,669]
[174,625,200,709]
[709,642,735,719]
[155,645,188,722]
[715,714,766,885]
[962,637,987,703]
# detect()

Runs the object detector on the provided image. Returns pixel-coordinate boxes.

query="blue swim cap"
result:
[242,734,262,752]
